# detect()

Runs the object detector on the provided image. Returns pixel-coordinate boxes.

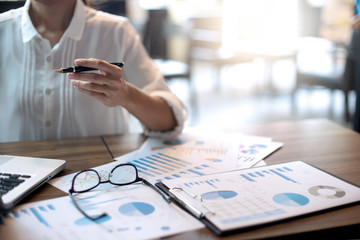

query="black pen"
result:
[53,62,124,73]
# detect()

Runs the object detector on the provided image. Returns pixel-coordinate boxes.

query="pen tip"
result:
[53,69,62,73]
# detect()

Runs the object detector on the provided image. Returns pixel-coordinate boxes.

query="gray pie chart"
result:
[308,185,345,199]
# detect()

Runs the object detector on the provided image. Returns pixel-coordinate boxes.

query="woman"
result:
[0,0,187,142]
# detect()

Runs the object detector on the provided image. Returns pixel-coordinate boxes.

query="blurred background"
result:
[1,0,359,132]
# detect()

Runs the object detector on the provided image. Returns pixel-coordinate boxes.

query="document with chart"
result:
[0,184,203,240]
[157,161,360,235]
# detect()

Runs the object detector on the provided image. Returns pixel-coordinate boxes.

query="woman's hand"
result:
[68,58,129,107]
[68,58,177,132]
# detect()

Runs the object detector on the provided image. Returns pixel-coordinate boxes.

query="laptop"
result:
[0,155,66,210]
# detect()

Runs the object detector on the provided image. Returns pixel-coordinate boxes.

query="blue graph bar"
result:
[241,174,256,182]
[12,211,20,218]
[181,177,221,188]
[187,169,205,176]
[248,173,257,178]
[145,156,177,169]
[154,155,187,168]
[76,196,124,211]
[30,208,51,228]
[131,163,156,177]
[205,180,217,188]
[240,167,298,184]
[126,153,198,180]
[134,159,164,174]
[39,206,47,212]
[139,158,169,173]
[21,209,29,215]
[0,205,57,227]
[269,169,298,184]
[158,153,192,165]
[210,179,220,183]
[47,204,55,211]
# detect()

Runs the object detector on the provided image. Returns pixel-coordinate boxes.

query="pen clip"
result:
[171,187,216,217]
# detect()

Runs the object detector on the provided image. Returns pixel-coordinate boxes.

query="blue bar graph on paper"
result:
[0,205,56,228]
[145,156,178,170]
[158,153,192,165]
[126,152,216,181]
[241,174,256,182]
[30,207,51,228]
[12,211,20,218]
[205,180,216,188]
[133,160,163,174]
[48,204,55,211]
[182,178,221,188]
[76,196,124,211]
[187,169,205,176]
[269,169,298,183]
[248,173,257,178]
[39,206,47,212]
[240,167,298,184]
[21,209,29,215]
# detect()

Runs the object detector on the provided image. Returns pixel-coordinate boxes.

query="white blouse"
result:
[0,0,187,142]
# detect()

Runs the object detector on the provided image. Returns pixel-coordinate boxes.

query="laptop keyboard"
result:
[0,173,31,196]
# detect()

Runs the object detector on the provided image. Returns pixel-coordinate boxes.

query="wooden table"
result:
[1,118,359,239]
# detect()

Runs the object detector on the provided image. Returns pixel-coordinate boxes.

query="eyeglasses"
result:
[68,163,169,221]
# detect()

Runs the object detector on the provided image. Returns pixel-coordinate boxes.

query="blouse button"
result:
[46,56,51,62]
[45,89,51,95]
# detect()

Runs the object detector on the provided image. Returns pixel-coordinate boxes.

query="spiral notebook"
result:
[156,161,360,236]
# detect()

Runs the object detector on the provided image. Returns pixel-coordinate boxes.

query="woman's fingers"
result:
[68,58,128,107]
[74,58,122,77]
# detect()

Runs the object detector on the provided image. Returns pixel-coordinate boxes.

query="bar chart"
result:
[125,152,232,183]
[162,161,360,232]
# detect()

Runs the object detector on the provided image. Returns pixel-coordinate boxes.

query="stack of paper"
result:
[114,128,283,184]
[1,127,283,240]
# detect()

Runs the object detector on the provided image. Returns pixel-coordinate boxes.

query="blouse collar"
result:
[22,0,86,43]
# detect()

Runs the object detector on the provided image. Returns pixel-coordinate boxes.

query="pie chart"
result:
[273,193,309,207]
[119,202,155,216]
[308,185,346,199]
[201,190,238,200]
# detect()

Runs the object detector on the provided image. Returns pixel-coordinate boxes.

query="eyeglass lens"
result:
[110,165,137,184]
[73,170,100,192]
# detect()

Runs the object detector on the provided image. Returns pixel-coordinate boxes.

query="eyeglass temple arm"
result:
[68,191,107,221]
[141,178,172,203]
